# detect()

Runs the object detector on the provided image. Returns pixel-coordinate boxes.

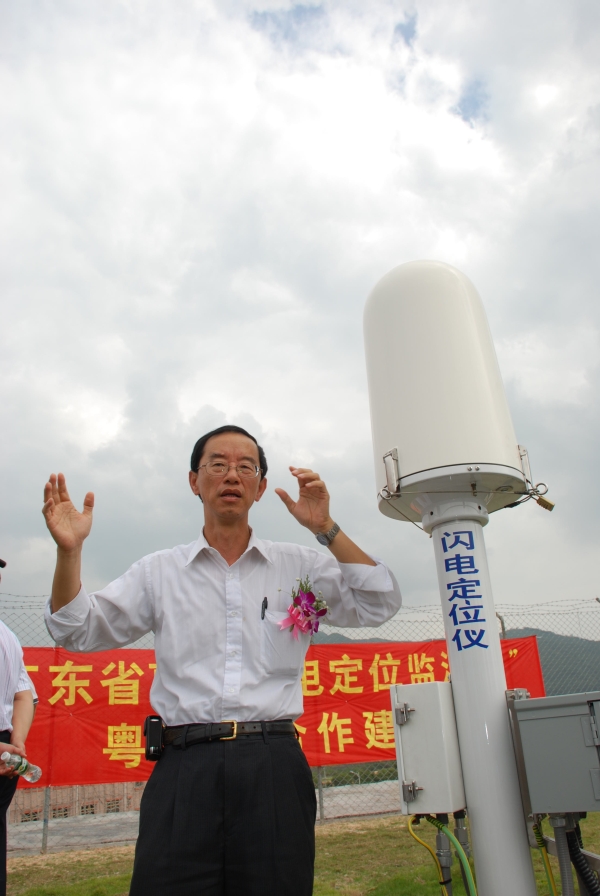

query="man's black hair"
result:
[190,425,268,480]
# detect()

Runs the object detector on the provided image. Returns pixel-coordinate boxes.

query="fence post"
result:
[40,786,51,854]
[317,766,325,822]
[496,612,506,639]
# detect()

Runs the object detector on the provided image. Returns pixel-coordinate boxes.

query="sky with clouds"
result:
[2,0,600,611]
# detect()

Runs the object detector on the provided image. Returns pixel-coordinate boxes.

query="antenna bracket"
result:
[383,448,401,496]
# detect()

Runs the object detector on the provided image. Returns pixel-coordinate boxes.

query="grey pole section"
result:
[420,499,537,896]
[549,817,576,896]
[317,767,325,822]
[40,786,51,854]
[434,814,454,894]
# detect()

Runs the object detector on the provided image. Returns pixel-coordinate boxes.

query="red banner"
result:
[20,637,544,786]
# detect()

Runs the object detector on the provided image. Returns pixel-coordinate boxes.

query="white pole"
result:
[422,499,537,896]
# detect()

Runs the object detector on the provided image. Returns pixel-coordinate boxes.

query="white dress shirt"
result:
[45,531,402,726]
[0,620,37,732]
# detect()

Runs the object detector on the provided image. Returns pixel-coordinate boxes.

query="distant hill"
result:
[314,627,600,697]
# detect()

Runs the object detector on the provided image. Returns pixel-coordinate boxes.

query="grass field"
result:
[7,812,600,895]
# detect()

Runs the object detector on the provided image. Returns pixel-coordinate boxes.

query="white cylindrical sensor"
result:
[363,260,527,521]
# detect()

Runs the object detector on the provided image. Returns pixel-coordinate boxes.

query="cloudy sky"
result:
[1,0,600,611]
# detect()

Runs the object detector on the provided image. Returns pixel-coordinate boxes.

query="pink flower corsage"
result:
[278,576,328,640]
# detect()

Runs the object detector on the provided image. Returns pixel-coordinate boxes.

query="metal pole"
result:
[422,499,537,896]
[317,766,325,822]
[496,612,506,639]
[40,786,51,854]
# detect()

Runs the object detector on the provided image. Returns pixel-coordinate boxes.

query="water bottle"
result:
[1,751,42,783]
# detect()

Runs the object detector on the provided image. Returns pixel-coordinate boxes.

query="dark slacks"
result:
[129,732,317,896]
[0,731,18,896]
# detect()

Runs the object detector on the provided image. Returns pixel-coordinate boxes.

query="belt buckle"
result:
[220,720,237,741]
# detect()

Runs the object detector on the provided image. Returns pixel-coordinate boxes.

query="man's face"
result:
[188,432,267,522]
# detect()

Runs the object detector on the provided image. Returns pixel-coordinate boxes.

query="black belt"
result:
[164,719,297,748]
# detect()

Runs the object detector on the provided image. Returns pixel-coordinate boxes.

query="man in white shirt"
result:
[0,559,36,896]
[43,425,401,896]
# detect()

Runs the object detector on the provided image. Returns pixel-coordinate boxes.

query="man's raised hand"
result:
[42,473,94,553]
[275,467,334,535]
[276,466,377,566]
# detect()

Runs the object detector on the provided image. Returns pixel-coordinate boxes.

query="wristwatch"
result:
[316,522,340,546]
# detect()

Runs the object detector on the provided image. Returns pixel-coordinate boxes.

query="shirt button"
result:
[228,687,234,694]
[230,611,237,617]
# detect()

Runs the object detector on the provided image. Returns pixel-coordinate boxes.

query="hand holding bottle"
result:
[0,743,25,778]
[1,751,42,783]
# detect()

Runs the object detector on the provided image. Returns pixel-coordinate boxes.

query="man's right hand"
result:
[43,473,94,612]
[42,473,94,552]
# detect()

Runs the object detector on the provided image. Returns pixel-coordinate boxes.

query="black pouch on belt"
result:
[144,715,165,761]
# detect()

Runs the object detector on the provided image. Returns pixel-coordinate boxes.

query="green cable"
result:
[532,822,557,895]
[532,823,559,896]
[425,815,478,896]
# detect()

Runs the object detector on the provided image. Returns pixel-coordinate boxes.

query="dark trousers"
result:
[0,731,18,896]
[129,732,316,896]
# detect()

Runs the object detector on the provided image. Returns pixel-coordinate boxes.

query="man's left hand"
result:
[275,468,334,535]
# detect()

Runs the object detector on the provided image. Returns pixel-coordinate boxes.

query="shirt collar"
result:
[185,528,273,567]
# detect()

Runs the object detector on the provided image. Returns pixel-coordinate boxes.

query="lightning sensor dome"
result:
[363,260,529,522]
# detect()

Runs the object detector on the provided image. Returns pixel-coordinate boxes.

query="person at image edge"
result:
[0,559,37,896]
[42,425,402,896]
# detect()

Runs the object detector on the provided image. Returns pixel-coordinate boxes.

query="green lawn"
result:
[8,812,600,895]
[13,879,130,896]
[313,816,468,895]
[7,847,134,896]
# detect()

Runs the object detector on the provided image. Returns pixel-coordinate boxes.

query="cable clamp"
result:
[402,780,423,803]
[395,703,415,726]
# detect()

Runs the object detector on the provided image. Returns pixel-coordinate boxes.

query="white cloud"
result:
[0,538,56,597]
[533,84,559,108]
[60,390,128,452]
[497,327,600,407]
[1,0,600,616]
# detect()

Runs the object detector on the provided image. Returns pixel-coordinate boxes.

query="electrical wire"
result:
[566,830,600,896]
[407,816,450,896]
[504,482,551,509]
[378,479,551,529]
[532,823,559,896]
[424,816,477,896]
[378,489,427,534]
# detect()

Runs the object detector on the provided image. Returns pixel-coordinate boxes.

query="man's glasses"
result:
[199,461,261,479]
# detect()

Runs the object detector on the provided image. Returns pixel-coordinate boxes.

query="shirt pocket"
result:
[261,610,310,676]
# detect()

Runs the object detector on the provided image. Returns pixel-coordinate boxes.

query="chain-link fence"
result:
[4,593,600,855]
